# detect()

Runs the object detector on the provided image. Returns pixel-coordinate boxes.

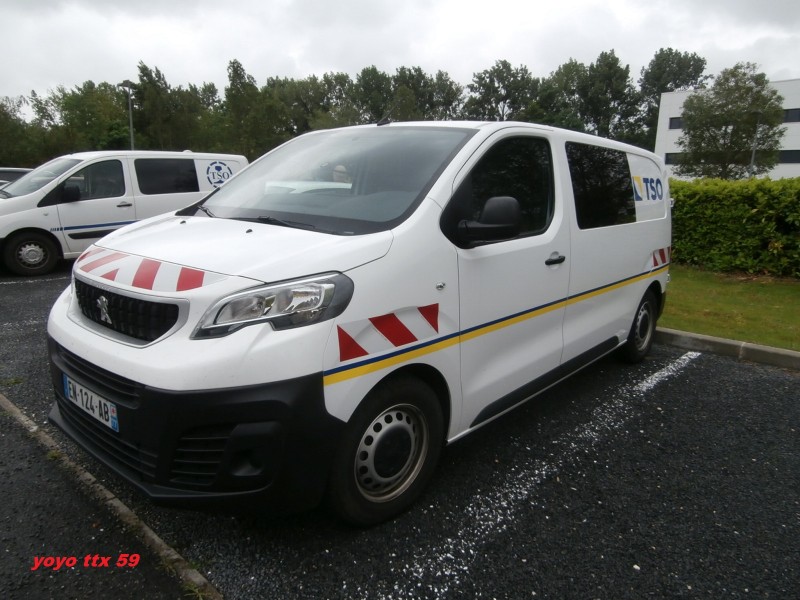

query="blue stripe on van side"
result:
[61,220,136,232]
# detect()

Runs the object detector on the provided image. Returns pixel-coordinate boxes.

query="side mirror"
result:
[457,196,521,243]
[38,182,82,207]
[62,184,81,203]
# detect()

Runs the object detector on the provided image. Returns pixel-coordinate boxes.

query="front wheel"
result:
[327,376,444,526]
[619,290,658,363]
[2,232,59,276]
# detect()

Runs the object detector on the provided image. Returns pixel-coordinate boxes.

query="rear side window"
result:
[135,159,200,195]
[566,142,635,229]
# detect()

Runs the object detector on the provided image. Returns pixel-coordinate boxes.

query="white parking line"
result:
[370,351,702,600]
[0,276,69,285]
[0,319,45,329]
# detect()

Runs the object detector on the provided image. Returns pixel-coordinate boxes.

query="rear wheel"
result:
[620,290,658,363]
[3,232,59,276]
[327,376,444,526]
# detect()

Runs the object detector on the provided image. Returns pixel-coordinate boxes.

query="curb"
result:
[0,393,223,600]
[656,327,800,371]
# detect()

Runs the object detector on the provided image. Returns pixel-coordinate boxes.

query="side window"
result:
[566,142,635,229]
[66,160,125,201]
[135,159,200,195]
[443,136,554,244]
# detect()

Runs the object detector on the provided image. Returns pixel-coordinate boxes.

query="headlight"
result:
[192,273,354,338]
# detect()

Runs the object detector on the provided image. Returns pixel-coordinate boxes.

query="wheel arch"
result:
[2,227,65,259]
[645,279,665,318]
[374,364,452,443]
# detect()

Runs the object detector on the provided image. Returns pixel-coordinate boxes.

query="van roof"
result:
[311,121,661,161]
[61,150,247,161]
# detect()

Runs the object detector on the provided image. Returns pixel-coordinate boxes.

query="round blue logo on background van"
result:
[207,161,233,187]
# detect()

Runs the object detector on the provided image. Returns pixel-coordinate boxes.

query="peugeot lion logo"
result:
[97,296,112,325]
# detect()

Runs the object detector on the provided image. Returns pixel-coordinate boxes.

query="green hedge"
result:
[670,178,800,278]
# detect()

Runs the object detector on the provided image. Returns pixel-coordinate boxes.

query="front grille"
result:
[170,425,234,487]
[57,395,159,481]
[75,278,179,342]
[56,344,139,404]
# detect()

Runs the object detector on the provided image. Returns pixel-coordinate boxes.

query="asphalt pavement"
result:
[0,397,190,599]
[1,264,798,599]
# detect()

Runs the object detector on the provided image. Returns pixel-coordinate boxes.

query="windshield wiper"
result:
[255,216,317,230]
[196,205,216,218]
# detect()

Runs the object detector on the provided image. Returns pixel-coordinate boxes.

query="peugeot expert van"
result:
[47,122,670,525]
[0,150,247,275]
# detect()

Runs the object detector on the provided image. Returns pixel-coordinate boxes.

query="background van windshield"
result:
[1,157,82,198]
[198,126,473,235]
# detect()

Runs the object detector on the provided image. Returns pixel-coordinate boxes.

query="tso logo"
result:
[207,161,233,188]
[632,176,664,202]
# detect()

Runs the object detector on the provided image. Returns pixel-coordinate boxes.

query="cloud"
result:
[2,0,798,104]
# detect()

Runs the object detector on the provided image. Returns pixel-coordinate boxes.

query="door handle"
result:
[545,253,566,266]
[116,201,133,208]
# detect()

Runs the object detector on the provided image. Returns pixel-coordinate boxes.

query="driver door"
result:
[56,159,133,253]
[442,133,570,431]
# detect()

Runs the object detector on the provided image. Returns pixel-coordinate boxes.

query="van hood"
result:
[94,214,393,282]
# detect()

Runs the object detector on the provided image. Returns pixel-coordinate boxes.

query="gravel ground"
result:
[1,264,798,599]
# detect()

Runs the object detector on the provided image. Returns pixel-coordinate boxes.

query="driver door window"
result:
[442,136,555,245]
[66,160,125,201]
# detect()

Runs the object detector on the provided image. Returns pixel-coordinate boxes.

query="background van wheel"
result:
[620,290,658,363]
[3,232,59,276]
[327,376,444,527]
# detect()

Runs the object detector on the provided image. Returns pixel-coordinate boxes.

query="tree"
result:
[136,63,174,149]
[463,60,536,121]
[430,71,464,120]
[0,97,37,166]
[223,60,290,157]
[528,59,587,131]
[353,66,393,123]
[638,48,711,150]
[268,75,323,135]
[319,72,360,126]
[388,66,462,121]
[577,50,639,140]
[675,63,785,179]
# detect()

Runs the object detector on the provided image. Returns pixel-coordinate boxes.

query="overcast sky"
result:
[3,0,799,103]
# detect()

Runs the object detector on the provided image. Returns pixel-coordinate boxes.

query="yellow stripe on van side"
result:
[322,265,668,386]
[323,335,462,386]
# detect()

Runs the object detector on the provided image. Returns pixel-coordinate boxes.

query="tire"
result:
[619,290,658,363]
[327,376,444,526]
[2,232,59,276]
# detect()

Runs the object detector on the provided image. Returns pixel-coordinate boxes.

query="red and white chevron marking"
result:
[652,246,671,268]
[76,247,225,292]
[336,304,439,362]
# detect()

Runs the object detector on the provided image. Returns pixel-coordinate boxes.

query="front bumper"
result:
[47,337,345,513]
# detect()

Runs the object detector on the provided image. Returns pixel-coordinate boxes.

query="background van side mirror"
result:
[38,183,82,208]
[62,184,81,203]
[457,196,521,243]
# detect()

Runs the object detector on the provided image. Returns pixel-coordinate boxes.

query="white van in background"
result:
[0,150,247,275]
[46,122,670,525]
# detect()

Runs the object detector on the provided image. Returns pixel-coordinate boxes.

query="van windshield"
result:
[185,126,474,235]
[0,157,82,198]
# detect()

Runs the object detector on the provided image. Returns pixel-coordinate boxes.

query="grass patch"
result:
[660,265,800,351]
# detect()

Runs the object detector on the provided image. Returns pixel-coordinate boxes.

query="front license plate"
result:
[62,374,119,432]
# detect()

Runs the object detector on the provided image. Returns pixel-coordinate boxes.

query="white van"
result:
[0,150,247,275]
[46,122,670,525]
